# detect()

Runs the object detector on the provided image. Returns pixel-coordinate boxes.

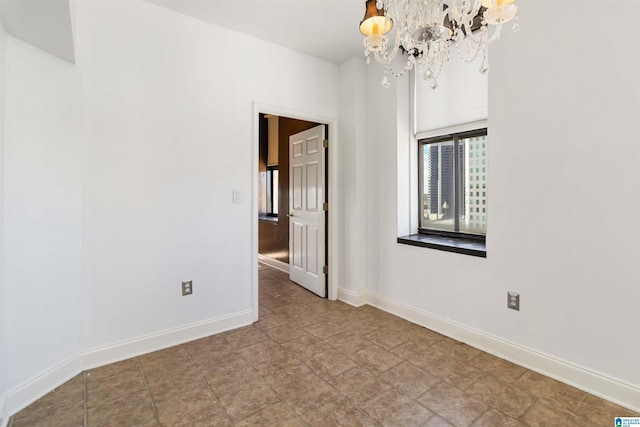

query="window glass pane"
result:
[266,170,273,214]
[421,140,456,232]
[459,134,487,235]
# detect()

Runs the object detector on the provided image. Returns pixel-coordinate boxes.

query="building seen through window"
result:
[420,130,487,236]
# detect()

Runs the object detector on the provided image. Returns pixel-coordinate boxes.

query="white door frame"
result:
[252,102,339,322]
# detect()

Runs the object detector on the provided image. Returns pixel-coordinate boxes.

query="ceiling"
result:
[145,0,367,65]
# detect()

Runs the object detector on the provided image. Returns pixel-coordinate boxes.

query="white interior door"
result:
[289,125,326,297]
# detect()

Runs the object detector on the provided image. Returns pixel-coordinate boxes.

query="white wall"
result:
[3,33,83,395]
[0,12,7,427]
[77,0,338,350]
[361,0,640,409]
[337,57,369,304]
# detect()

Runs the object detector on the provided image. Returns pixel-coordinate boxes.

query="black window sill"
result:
[397,233,486,258]
[259,215,279,224]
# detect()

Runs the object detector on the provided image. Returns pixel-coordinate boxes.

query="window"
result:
[265,166,279,217]
[419,128,487,237]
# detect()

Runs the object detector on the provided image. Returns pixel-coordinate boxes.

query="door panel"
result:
[289,125,326,297]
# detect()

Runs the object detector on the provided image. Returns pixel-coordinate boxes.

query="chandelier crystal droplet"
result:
[359,0,519,88]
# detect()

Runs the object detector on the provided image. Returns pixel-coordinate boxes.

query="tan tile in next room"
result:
[379,361,439,399]
[303,397,377,427]
[216,378,281,423]
[137,345,192,373]
[418,382,487,427]
[154,387,223,426]
[87,390,156,426]
[362,388,433,427]
[328,367,392,406]
[254,313,291,331]
[471,409,526,427]
[350,344,402,373]
[574,393,639,425]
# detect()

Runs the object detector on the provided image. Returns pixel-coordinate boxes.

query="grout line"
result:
[573,392,587,414]
[136,359,160,424]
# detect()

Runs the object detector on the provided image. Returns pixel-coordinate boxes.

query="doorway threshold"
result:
[258,254,290,273]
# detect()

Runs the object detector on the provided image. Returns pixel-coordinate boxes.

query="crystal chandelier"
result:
[359,0,519,88]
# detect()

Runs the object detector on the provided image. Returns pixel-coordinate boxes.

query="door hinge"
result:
[323,202,328,211]
[323,265,328,274]
[323,139,328,148]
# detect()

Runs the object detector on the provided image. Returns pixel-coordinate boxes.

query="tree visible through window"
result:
[419,129,487,237]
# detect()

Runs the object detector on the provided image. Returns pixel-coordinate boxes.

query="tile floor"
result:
[9,265,637,426]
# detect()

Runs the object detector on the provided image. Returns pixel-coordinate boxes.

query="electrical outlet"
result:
[182,281,193,296]
[508,291,519,311]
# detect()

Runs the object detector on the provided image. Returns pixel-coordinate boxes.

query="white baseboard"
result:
[258,255,289,273]
[337,287,368,307]
[4,309,253,419]
[366,291,640,413]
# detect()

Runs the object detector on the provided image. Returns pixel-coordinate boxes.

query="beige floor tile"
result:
[281,332,334,359]
[436,337,484,361]
[468,352,528,384]
[421,355,486,390]
[14,374,84,418]
[304,348,358,380]
[254,354,313,381]
[362,327,411,350]
[87,390,156,426]
[328,367,392,406]
[303,320,348,339]
[12,400,84,427]
[200,356,260,396]
[471,409,526,426]
[234,401,301,426]
[423,415,455,426]
[223,325,270,349]
[418,382,487,427]
[521,400,589,427]
[379,361,439,399]
[350,344,403,373]
[216,378,281,422]
[303,397,377,426]
[574,393,638,425]
[465,375,536,418]
[237,339,289,366]
[391,340,444,368]
[514,370,586,413]
[85,359,139,383]
[328,331,375,355]
[86,368,146,408]
[361,388,433,427]
[264,323,309,343]
[145,364,208,401]
[154,387,222,425]
[268,369,339,415]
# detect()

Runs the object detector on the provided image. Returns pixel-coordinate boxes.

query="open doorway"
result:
[257,113,328,296]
